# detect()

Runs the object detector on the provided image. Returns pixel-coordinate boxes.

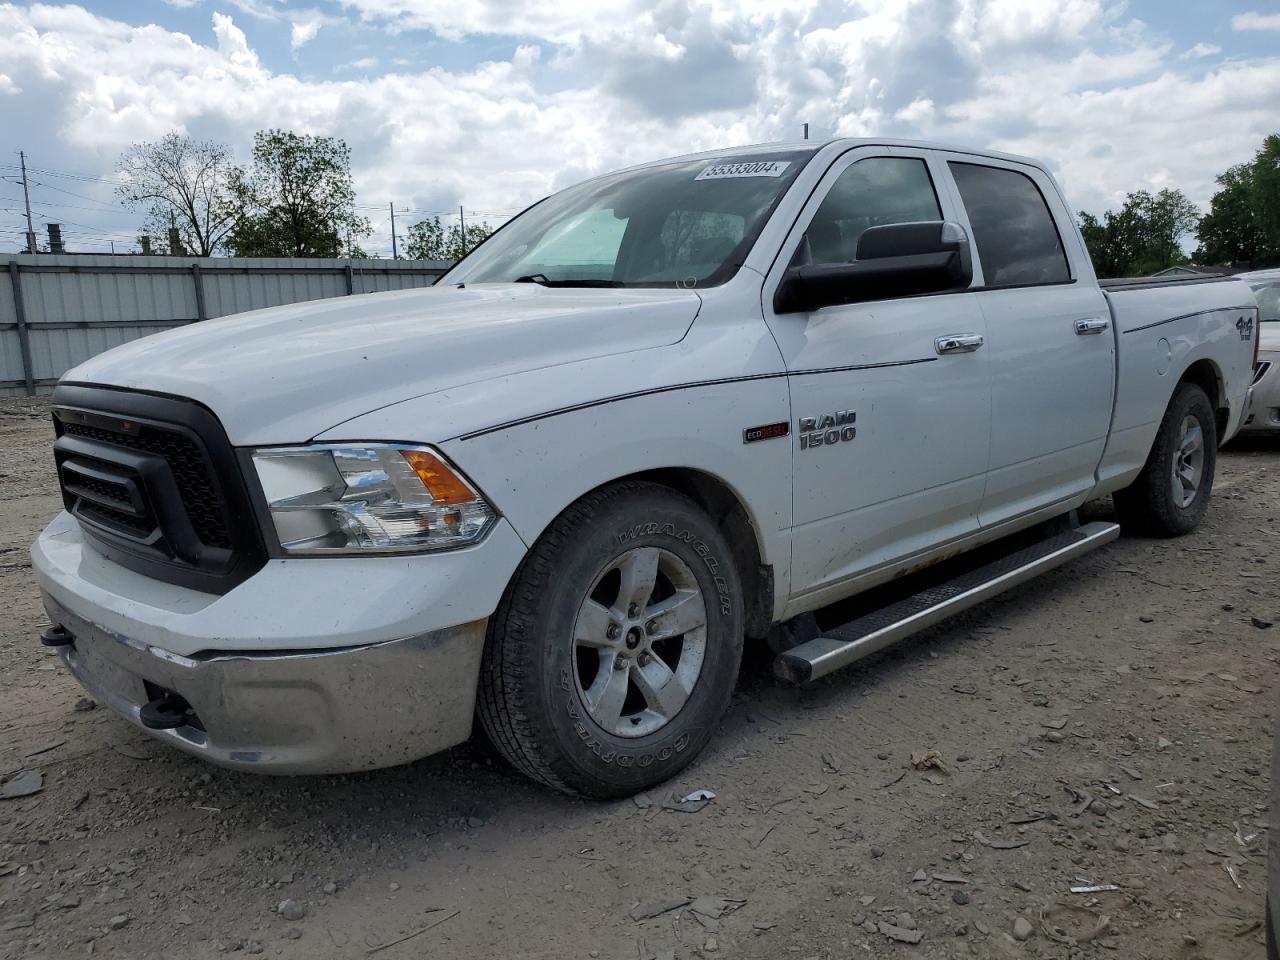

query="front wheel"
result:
[477,481,743,798]
[1114,382,1217,536]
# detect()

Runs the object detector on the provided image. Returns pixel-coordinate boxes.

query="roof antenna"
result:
[802,122,809,140]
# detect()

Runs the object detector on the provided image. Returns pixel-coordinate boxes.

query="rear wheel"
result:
[477,481,743,798]
[1114,382,1217,536]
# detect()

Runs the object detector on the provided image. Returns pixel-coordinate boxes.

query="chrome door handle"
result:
[1075,317,1110,335]
[935,333,984,355]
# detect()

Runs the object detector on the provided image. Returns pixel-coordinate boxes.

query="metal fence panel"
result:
[24,261,197,325]
[0,330,23,383]
[0,255,448,395]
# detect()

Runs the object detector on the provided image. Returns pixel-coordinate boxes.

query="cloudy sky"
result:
[1,0,1278,255]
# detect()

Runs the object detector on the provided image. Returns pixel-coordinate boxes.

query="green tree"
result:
[116,132,237,257]
[1137,188,1200,273]
[404,215,494,261]
[1258,134,1280,262]
[1195,134,1280,268]
[225,130,371,258]
[1078,210,1122,278]
[1077,188,1199,278]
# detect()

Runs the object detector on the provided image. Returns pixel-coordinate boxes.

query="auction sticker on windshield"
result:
[695,160,792,180]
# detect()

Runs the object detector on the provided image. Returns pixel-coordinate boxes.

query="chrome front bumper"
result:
[43,591,486,774]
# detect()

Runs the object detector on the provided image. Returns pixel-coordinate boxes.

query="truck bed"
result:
[1093,273,1258,495]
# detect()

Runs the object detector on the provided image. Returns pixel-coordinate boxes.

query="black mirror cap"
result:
[775,220,972,313]
[856,220,967,260]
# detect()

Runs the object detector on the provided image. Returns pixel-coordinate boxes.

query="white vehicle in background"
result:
[1241,267,1280,434]
[31,139,1260,798]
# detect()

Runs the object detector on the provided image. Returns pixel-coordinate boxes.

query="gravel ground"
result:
[1,396,1277,960]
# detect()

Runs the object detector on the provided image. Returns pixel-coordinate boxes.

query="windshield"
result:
[442,150,816,288]
[1250,281,1280,322]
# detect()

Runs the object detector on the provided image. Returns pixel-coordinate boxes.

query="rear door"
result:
[762,147,991,603]
[941,158,1114,527]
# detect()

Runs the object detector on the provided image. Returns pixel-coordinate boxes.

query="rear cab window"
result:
[948,162,1071,287]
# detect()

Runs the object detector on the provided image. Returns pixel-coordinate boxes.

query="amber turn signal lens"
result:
[400,449,477,505]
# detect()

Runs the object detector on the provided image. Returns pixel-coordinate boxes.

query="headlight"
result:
[250,444,495,554]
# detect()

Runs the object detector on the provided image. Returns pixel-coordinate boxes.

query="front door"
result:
[762,148,991,604]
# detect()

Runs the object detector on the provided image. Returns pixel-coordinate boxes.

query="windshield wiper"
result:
[514,275,626,288]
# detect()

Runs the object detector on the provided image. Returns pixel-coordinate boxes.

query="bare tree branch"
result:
[116,132,238,256]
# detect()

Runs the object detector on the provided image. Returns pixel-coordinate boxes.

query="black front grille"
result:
[71,471,132,506]
[81,500,154,537]
[51,384,266,594]
[61,420,231,549]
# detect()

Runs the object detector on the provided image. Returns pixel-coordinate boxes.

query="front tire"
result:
[1114,382,1217,536]
[477,481,743,798]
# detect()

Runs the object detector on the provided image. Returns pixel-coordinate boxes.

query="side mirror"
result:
[774,220,972,314]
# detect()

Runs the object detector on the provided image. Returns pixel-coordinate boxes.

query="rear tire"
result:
[1113,382,1217,537]
[477,481,743,798]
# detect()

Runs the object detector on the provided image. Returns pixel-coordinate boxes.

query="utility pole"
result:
[18,150,37,254]
[458,205,467,257]
[389,202,399,259]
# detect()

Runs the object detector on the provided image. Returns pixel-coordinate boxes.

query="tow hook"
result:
[40,624,75,648]
[139,694,194,730]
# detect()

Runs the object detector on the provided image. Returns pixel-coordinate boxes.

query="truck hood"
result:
[63,284,701,444]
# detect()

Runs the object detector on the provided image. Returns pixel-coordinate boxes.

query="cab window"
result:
[949,162,1070,287]
[799,157,942,266]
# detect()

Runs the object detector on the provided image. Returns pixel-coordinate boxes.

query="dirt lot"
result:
[1,396,1277,960]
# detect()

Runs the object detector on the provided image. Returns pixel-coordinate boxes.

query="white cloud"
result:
[894,97,935,126]
[212,12,262,70]
[226,0,338,51]
[950,0,1108,52]
[227,0,281,20]
[290,16,324,51]
[336,0,692,44]
[160,0,202,7]
[1232,11,1280,31]
[0,0,1277,257]
[1182,42,1221,59]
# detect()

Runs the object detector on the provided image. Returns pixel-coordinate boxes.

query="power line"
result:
[0,223,136,241]
[364,205,522,219]
[0,159,121,186]
[0,214,136,237]
[0,194,136,217]
[9,152,525,255]
[27,179,124,209]
[11,153,530,215]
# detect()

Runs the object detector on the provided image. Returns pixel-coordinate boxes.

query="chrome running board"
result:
[774,521,1121,684]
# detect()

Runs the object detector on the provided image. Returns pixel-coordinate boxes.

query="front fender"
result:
[319,298,794,618]
[438,373,792,613]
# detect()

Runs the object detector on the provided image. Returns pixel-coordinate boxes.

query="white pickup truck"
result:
[32,139,1261,798]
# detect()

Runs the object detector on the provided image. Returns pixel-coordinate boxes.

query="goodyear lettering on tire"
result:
[615,522,732,615]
